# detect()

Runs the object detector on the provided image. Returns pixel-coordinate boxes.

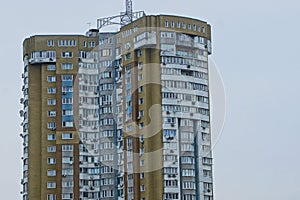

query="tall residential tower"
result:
[21,6,213,200]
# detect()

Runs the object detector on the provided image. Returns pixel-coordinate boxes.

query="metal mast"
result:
[97,0,145,29]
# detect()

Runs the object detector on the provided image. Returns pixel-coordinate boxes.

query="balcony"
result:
[134,32,157,49]
[29,57,56,64]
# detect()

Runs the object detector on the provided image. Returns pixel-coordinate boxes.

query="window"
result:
[47,158,56,164]
[47,146,56,152]
[47,76,56,82]
[61,74,73,81]
[47,170,56,177]
[62,157,73,164]
[47,40,54,47]
[125,42,131,50]
[61,52,73,58]
[62,97,73,104]
[182,169,195,176]
[171,21,175,28]
[125,53,131,60]
[62,145,73,151]
[138,74,143,81]
[61,63,73,70]
[101,49,111,57]
[140,160,144,166]
[62,181,74,188]
[47,182,56,188]
[48,110,56,117]
[138,86,143,93]
[140,185,145,191]
[140,147,144,155]
[62,109,73,116]
[47,122,56,129]
[47,87,56,94]
[139,122,144,129]
[47,194,56,200]
[62,121,74,128]
[165,20,169,27]
[62,193,73,199]
[47,134,56,141]
[88,41,96,48]
[137,49,142,57]
[202,26,206,33]
[47,65,56,71]
[138,62,143,69]
[140,172,145,179]
[102,72,112,79]
[193,24,197,31]
[138,98,144,105]
[62,169,74,176]
[62,86,73,93]
[139,110,144,118]
[204,196,213,200]
[182,22,186,29]
[188,23,192,29]
[47,99,56,105]
[58,40,76,47]
[62,133,73,140]
[177,21,181,28]
[204,182,213,191]
[203,169,212,177]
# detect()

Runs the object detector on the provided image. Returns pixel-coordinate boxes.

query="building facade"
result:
[21,14,213,200]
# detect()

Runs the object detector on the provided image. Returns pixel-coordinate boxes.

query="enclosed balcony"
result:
[29,51,56,64]
[134,32,157,49]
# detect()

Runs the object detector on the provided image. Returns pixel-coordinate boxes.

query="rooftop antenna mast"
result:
[97,0,145,30]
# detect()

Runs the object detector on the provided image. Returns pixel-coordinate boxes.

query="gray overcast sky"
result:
[0,0,299,199]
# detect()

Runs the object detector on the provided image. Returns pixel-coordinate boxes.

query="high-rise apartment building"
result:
[20,4,213,200]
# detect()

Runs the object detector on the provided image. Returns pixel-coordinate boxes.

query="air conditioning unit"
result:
[187,64,191,68]
[137,116,141,120]
[166,111,170,115]
[190,113,194,117]
[170,123,175,127]
[192,101,196,105]
[62,174,67,177]
[22,74,25,78]
[69,161,73,165]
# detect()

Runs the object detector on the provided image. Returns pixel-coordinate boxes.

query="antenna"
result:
[97,0,145,30]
